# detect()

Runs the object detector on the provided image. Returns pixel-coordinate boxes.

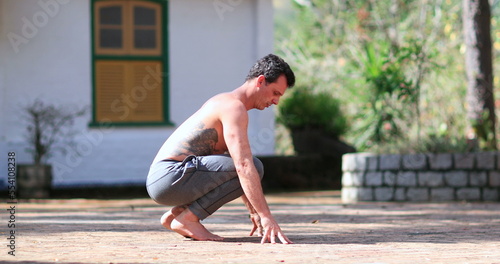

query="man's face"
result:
[258,75,288,110]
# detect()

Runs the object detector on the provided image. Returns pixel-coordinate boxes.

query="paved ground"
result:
[2,191,500,264]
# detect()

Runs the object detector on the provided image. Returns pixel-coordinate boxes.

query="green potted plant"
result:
[277,87,355,157]
[17,99,86,199]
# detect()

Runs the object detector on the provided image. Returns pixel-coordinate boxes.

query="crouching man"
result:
[146,54,295,244]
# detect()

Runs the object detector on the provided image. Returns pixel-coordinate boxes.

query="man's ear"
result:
[256,75,266,87]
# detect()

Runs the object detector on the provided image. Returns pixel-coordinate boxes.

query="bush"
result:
[277,87,348,138]
[22,99,87,165]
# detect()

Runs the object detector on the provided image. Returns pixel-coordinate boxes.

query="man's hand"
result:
[260,216,293,244]
[249,213,263,237]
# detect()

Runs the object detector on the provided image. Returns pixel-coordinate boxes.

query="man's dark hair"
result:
[246,54,295,88]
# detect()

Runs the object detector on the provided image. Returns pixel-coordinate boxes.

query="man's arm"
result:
[241,194,263,237]
[220,102,292,244]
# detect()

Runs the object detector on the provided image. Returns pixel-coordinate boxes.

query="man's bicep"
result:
[222,109,252,159]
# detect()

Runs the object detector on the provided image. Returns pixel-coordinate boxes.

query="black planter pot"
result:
[290,128,324,155]
[291,128,356,157]
[16,164,52,199]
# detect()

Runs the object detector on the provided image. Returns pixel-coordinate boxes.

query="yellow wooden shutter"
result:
[93,0,165,124]
[95,60,163,122]
[128,61,163,121]
[95,60,127,122]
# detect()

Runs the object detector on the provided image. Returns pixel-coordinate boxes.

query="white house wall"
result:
[0,0,275,188]
[0,0,6,188]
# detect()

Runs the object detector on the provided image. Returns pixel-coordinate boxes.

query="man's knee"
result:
[253,157,264,180]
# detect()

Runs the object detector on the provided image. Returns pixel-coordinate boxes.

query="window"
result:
[91,0,170,126]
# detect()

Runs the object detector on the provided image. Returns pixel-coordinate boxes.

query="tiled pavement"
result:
[3,191,500,263]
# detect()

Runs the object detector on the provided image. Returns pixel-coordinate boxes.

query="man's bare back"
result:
[153,93,243,163]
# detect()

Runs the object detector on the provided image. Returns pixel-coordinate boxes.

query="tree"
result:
[463,0,496,150]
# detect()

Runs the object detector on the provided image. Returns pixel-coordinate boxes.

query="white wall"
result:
[0,0,5,138]
[0,0,6,190]
[0,0,275,188]
[168,0,276,155]
[1,0,91,141]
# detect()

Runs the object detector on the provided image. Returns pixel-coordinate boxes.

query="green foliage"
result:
[472,110,497,151]
[274,0,499,154]
[370,123,470,154]
[352,40,438,150]
[277,87,348,138]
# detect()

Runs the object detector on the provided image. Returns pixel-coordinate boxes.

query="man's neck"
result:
[231,81,256,111]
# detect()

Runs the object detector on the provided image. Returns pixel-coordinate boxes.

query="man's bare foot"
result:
[170,208,224,241]
[160,205,187,230]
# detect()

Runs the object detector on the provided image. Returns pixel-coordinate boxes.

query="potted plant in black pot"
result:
[17,99,86,199]
[277,87,355,157]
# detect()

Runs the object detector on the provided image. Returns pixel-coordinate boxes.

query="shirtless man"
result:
[146,54,295,244]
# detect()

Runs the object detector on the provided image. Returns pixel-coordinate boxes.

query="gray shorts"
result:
[146,154,264,220]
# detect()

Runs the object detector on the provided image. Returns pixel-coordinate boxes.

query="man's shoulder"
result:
[208,93,246,111]
[202,94,247,125]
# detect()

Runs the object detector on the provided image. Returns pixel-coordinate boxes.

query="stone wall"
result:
[342,152,500,203]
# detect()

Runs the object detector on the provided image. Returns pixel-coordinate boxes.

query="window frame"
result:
[90,0,172,127]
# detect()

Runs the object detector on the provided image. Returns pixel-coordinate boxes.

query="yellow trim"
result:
[130,1,162,56]
[94,1,161,56]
